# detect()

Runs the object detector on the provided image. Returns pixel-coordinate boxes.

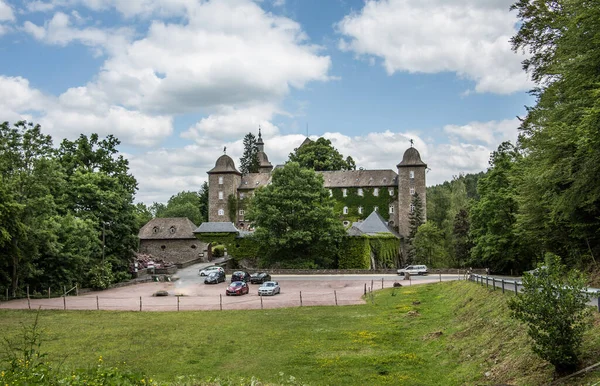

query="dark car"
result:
[225,281,249,296]
[204,271,226,284]
[250,272,271,284]
[231,271,251,283]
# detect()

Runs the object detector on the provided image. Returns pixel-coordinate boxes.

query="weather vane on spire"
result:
[410,139,414,147]
[223,146,227,154]
[258,124,262,138]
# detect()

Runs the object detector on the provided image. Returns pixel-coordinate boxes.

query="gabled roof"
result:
[139,218,198,240]
[239,173,271,190]
[194,222,239,234]
[348,211,400,238]
[319,170,398,188]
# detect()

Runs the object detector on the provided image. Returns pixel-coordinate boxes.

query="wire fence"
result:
[468,274,600,313]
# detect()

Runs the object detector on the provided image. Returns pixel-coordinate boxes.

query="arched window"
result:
[152,226,159,233]
[169,226,176,233]
[343,206,348,215]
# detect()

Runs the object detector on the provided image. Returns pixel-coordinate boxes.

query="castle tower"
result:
[397,146,427,238]
[207,153,242,222]
[256,128,273,174]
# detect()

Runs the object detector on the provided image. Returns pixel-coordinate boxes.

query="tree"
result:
[246,162,345,268]
[406,192,425,264]
[198,181,209,224]
[508,253,592,374]
[288,137,356,171]
[511,0,600,267]
[453,208,472,268]
[413,221,447,267]
[239,132,259,174]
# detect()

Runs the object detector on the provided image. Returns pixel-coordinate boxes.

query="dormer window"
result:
[218,176,224,185]
[374,188,379,196]
[152,226,159,233]
[358,188,363,196]
[169,226,176,234]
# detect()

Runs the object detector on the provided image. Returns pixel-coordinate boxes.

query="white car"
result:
[258,281,281,296]
[199,266,224,276]
[397,265,428,276]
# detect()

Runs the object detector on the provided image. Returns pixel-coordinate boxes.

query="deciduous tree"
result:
[288,137,356,171]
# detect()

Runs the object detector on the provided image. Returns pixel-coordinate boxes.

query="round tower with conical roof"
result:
[397,146,427,238]
[207,153,242,222]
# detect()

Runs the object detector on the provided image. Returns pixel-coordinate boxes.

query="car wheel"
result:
[399,272,405,276]
[200,273,205,276]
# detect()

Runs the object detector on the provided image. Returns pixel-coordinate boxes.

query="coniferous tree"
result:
[239,133,259,174]
[406,192,424,264]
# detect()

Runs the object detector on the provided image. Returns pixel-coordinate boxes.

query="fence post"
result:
[492,277,495,290]
[371,280,374,291]
[300,291,303,307]
[381,278,384,289]
[486,276,489,288]
[364,283,367,295]
[48,287,51,299]
[220,294,222,311]
[96,296,99,311]
[139,296,142,312]
[334,290,338,306]
[502,279,505,294]
[514,281,518,295]
[27,297,31,310]
[458,269,460,281]
[177,295,180,312]
[439,273,442,282]
[260,294,263,309]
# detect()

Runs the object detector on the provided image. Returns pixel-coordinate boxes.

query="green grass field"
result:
[1,281,599,385]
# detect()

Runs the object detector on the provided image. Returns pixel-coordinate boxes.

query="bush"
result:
[212,245,225,258]
[86,261,115,290]
[507,253,592,374]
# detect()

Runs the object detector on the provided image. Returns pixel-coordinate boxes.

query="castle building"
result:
[207,131,426,238]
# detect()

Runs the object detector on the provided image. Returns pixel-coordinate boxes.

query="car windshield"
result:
[264,282,275,287]
[208,272,218,277]
[230,282,242,287]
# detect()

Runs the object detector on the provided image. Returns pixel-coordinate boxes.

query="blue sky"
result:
[0,0,533,204]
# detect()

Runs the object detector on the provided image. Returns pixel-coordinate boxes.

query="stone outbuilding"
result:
[138,218,208,267]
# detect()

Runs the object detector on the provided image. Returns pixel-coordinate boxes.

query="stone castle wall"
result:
[139,239,208,265]
[397,165,427,237]
[208,173,241,222]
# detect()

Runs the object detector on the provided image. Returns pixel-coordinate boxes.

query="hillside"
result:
[0,281,599,385]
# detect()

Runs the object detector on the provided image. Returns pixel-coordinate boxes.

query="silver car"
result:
[258,281,280,296]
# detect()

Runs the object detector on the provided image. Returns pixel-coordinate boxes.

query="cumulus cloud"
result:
[443,118,520,145]
[337,0,531,94]
[0,0,14,21]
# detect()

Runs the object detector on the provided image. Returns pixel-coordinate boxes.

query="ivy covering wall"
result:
[339,234,400,269]
[194,232,260,261]
[331,187,396,223]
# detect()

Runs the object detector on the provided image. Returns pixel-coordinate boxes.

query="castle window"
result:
[343,206,348,215]
[218,209,224,216]
[169,226,176,234]
[239,210,245,216]
[329,189,333,197]
[410,170,415,179]
[342,188,347,197]
[373,188,379,196]
[161,245,166,250]
[358,188,363,196]
[240,193,245,199]
[218,176,223,185]
[343,221,350,226]
[358,206,363,214]
[389,221,395,226]
[409,204,415,213]
[152,226,159,233]
[218,191,223,200]
[388,188,394,196]
[389,205,394,214]
[191,244,197,249]
[374,206,378,212]
[410,187,415,195]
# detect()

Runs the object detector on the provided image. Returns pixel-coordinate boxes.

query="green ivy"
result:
[227,194,237,222]
[331,187,395,223]
[368,234,399,268]
[194,233,260,261]
[339,236,371,269]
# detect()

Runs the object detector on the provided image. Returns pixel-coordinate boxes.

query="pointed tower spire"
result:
[257,124,264,152]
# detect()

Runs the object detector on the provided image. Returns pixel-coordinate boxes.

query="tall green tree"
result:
[453,208,472,268]
[288,137,356,171]
[413,221,447,267]
[239,132,259,174]
[511,0,600,267]
[247,162,345,268]
[406,192,425,265]
[198,181,209,223]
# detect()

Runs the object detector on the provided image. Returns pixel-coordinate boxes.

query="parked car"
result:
[258,281,280,296]
[226,281,249,296]
[250,272,271,284]
[199,266,224,276]
[231,271,251,283]
[204,271,226,284]
[397,265,428,276]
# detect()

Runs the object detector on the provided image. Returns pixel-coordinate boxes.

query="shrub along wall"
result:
[340,236,371,269]
[195,233,261,261]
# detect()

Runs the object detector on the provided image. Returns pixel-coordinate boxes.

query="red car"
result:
[226,281,249,296]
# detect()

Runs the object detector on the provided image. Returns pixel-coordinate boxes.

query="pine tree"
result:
[406,192,424,264]
[239,133,259,174]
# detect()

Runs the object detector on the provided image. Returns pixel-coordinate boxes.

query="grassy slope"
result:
[0,281,599,385]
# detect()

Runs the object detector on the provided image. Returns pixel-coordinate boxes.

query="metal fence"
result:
[468,274,600,313]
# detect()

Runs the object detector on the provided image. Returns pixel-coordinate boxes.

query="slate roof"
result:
[348,211,400,238]
[208,154,242,174]
[257,151,272,168]
[139,218,198,240]
[318,170,398,188]
[239,173,271,190]
[194,222,239,234]
[397,147,427,167]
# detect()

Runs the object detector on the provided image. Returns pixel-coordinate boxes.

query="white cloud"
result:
[443,118,520,145]
[0,0,14,21]
[337,0,532,94]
